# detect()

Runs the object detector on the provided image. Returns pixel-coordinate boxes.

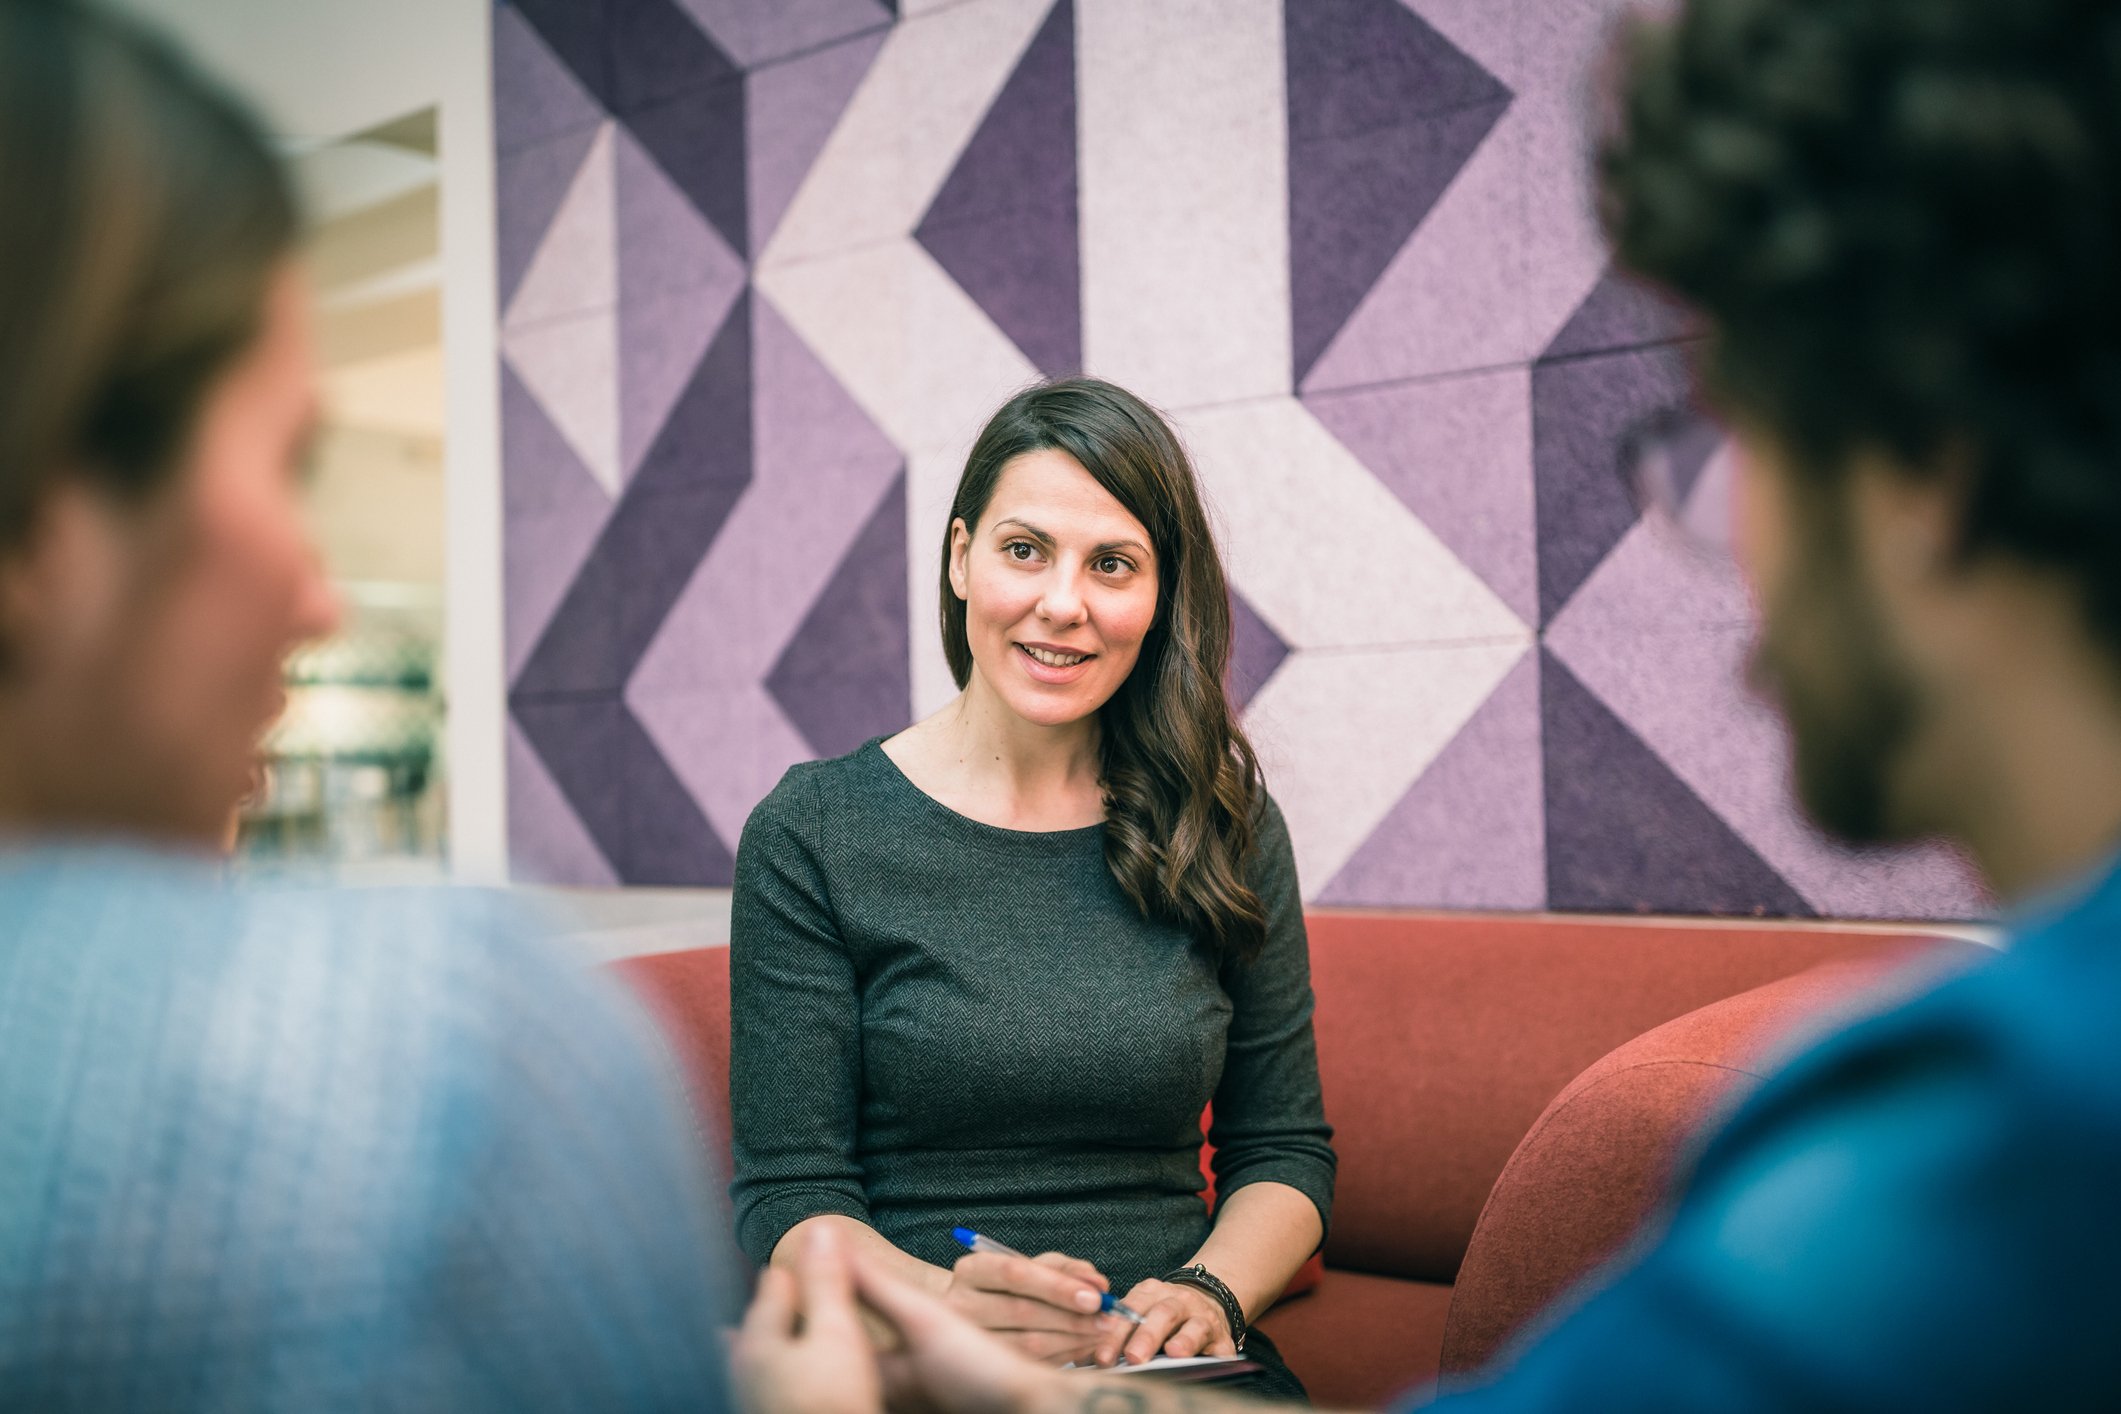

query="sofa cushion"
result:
[1435,941,1985,1382]
[1303,911,1954,1285]
[1254,1268,1453,1410]
[611,945,733,1157]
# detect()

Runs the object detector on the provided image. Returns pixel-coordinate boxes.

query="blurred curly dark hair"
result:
[1599,0,2121,651]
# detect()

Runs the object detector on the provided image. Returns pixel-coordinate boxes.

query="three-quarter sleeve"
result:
[728,767,873,1266]
[1206,792,1337,1239]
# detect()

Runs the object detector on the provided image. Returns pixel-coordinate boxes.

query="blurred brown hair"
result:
[942,378,1270,963]
[0,0,297,566]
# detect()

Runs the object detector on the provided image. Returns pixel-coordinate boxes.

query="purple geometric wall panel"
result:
[500,363,610,683]
[915,0,1080,375]
[493,0,1987,919]
[497,123,603,311]
[514,293,753,699]
[513,695,733,885]
[504,0,613,109]
[615,125,747,481]
[622,80,750,260]
[1542,268,1701,361]
[1286,0,1511,385]
[494,3,602,155]
[1305,366,1537,624]
[1532,280,1696,625]
[512,0,749,257]
[678,0,889,70]
[1321,649,1544,909]
[508,718,618,886]
[747,27,889,254]
[1226,590,1290,713]
[1543,649,1812,916]
[767,474,912,760]
[509,290,753,884]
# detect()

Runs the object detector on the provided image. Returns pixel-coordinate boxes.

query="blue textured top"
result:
[1425,853,2121,1411]
[0,848,733,1412]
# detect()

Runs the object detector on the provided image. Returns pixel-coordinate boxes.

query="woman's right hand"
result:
[937,1249,1116,1364]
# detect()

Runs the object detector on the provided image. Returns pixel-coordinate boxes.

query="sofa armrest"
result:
[1435,943,1979,1383]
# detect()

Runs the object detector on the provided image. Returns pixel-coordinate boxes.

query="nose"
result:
[291,545,343,645]
[1037,564,1085,627]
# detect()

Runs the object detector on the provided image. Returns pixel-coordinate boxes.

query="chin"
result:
[973,655,1106,729]
[1000,686,1102,729]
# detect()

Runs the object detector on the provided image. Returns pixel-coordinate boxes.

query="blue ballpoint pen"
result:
[951,1227,1147,1325]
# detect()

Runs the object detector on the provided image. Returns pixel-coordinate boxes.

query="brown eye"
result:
[1006,540,1036,561]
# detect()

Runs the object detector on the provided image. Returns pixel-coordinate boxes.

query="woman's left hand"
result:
[1091,1278,1236,1368]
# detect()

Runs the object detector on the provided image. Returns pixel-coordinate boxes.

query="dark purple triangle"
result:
[913,0,1079,375]
[1542,268,1701,362]
[509,0,615,107]
[1541,649,1812,917]
[1531,341,1692,625]
[766,473,912,760]
[494,3,604,154]
[511,695,734,885]
[621,76,750,260]
[1287,0,1511,386]
[605,0,741,116]
[510,0,743,121]
[1226,590,1289,712]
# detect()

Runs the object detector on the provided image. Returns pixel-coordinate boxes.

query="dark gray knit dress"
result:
[728,739,1335,1395]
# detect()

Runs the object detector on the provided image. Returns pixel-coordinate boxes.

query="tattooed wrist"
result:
[1081,1391,1149,1414]
[1072,1381,1223,1414]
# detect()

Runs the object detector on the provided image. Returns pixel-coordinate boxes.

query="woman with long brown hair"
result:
[729,378,1334,1397]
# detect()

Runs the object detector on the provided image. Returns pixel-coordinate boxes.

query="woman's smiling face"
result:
[949,448,1160,729]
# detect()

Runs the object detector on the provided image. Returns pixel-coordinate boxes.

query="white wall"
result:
[118,0,509,882]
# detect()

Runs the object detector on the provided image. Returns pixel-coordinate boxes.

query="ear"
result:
[948,517,971,602]
[0,484,129,677]
[1849,449,1966,590]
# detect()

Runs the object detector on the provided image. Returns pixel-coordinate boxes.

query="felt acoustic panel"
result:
[494,0,1985,919]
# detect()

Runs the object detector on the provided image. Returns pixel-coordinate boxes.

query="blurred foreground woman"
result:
[0,4,734,1408]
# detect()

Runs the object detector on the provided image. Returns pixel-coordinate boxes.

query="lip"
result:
[1013,640,1096,685]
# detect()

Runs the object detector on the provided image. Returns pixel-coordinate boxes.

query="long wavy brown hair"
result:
[940,378,1269,963]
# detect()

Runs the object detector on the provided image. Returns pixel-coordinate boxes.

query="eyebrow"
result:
[993,518,1151,559]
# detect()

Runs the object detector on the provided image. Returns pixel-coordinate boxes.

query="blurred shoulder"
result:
[0,847,658,1115]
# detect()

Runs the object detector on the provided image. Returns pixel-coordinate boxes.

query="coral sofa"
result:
[613,912,1975,1409]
